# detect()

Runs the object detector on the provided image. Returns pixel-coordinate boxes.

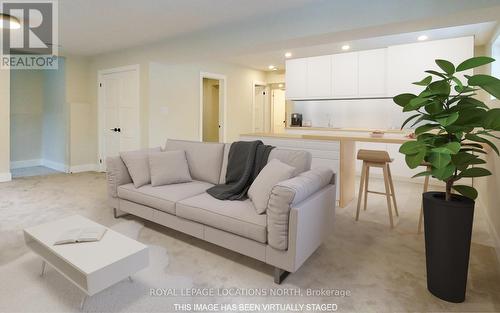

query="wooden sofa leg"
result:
[274,268,290,284]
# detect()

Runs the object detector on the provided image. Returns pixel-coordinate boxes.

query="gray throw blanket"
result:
[207,140,274,200]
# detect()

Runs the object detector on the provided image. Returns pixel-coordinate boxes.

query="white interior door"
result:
[272,89,286,133]
[100,67,140,169]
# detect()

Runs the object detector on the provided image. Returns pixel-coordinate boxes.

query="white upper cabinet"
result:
[332,52,358,98]
[387,36,473,96]
[306,55,332,98]
[285,36,473,100]
[358,49,387,97]
[285,58,307,99]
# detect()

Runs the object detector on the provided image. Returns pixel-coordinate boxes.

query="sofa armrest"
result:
[267,167,334,250]
[106,156,132,198]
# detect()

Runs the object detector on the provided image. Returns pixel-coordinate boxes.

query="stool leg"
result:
[387,165,398,217]
[418,171,430,234]
[363,165,370,211]
[382,164,394,228]
[356,163,367,221]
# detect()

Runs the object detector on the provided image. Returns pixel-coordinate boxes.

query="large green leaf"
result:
[451,152,478,169]
[425,101,443,114]
[431,142,461,154]
[428,80,451,96]
[412,171,432,178]
[404,97,429,112]
[456,56,495,72]
[405,150,426,169]
[483,108,500,130]
[399,141,424,155]
[468,75,500,99]
[456,98,488,109]
[459,167,492,178]
[436,112,459,126]
[435,59,455,75]
[429,152,451,168]
[413,75,432,86]
[465,133,500,155]
[415,124,440,135]
[425,70,447,79]
[431,163,456,180]
[394,93,417,107]
[452,185,478,200]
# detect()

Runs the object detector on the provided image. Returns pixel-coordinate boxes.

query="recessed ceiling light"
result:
[268,65,276,70]
[0,13,21,29]
[341,45,350,51]
[285,52,292,58]
[418,35,428,41]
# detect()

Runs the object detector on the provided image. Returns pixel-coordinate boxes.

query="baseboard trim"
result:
[0,172,12,182]
[41,159,69,173]
[10,159,42,169]
[69,164,99,173]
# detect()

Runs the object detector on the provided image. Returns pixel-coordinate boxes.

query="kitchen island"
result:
[240,129,413,208]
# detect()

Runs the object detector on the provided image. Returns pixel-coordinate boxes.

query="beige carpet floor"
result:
[0,172,499,312]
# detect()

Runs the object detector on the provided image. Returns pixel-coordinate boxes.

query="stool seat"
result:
[357,149,393,163]
[356,149,398,228]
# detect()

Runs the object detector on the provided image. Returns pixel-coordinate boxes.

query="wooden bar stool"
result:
[355,149,398,228]
[417,162,432,234]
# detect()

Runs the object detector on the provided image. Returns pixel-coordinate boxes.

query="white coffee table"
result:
[24,215,149,309]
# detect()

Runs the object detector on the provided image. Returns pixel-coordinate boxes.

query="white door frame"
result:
[97,64,140,172]
[199,72,227,142]
[252,81,267,132]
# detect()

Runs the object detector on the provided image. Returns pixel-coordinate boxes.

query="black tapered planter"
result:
[423,192,475,303]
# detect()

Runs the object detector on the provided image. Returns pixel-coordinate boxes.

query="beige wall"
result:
[0,69,10,180]
[89,46,266,155]
[148,61,265,146]
[475,27,500,258]
[10,70,43,163]
[65,55,94,167]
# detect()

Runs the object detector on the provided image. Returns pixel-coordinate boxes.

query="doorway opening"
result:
[200,72,226,142]
[98,65,140,172]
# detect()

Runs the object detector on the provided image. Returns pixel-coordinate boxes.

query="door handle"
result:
[117,128,121,132]
[110,128,117,132]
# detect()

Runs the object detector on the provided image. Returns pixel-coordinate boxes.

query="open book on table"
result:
[54,227,107,245]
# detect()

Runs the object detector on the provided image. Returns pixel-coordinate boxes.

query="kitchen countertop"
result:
[284,126,411,134]
[240,131,413,144]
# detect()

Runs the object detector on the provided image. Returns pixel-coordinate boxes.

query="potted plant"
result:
[394,56,500,303]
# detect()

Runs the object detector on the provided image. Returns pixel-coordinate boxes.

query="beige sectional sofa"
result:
[106,139,336,283]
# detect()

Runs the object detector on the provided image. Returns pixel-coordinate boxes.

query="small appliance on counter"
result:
[290,113,303,127]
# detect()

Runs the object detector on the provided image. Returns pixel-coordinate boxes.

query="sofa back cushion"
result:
[165,139,224,185]
[120,147,161,188]
[149,150,192,186]
[268,148,311,177]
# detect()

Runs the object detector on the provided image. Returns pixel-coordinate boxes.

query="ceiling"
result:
[5,0,500,63]
[56,0,316,55]
[231,22,499,71]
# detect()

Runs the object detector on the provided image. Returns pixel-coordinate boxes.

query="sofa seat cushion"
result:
[176,193,267,243]
[118,181,213,214]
